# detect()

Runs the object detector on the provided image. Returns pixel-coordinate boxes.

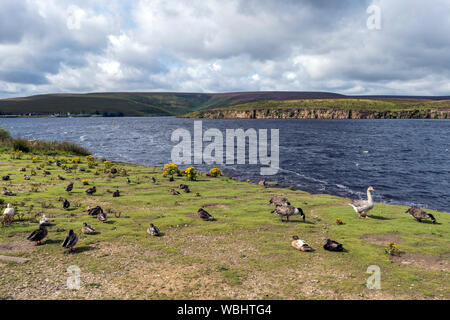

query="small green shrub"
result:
[0,127,11,140]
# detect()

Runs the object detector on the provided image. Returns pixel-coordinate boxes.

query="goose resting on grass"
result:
[88,206,103,216]
[85,186,96,195]
[62,230,78,252]
[81,222,96,234]
[3,203,14,217]
[273,205,305,222]
[147,223,161,236]
[405,207,437,223]
[97,212,107,223]
[27,225,47,245]
[269,196,290,207]
[62,199,70,210]
[349,186,374,218]
[39,214,50,226]
[66,182,73,192]
[170,188,180,195]
[291,236,312,252]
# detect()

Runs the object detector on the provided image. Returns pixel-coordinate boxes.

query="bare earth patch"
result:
[202,203,230,209]
[0,241,34,254]
[391,253,450,271]
[360,233,404,246]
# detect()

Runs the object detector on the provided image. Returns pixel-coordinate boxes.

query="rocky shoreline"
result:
[188,107,450,119]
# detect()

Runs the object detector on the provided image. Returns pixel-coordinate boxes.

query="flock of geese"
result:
[2,170,439,254]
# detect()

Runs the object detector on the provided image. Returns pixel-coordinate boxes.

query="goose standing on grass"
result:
[113,190,120,197]
[81,222,96,234]
[3,203,14,217]
[291,236,312,252]
[40,214,50,226]
[27,225,48,245]
[151,177,156,183]
[273,205,305,222]
[349,186,374,218]
[147,223,161,236]
[405,207,437,223]
[62,230,78,252]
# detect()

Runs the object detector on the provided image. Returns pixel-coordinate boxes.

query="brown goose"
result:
[81,222,96,234]
[291,236,312,252]
[2,187,15,196]
[151,177,156,183]
[198,208,214,221]
[97,211,107,223]
[273,205,305,222]
[405,207,436,223]
[62,199,70,210]
[147,223,161,236]
[269,196,290,207]
[323,239,344,252]
[170,188,180,195]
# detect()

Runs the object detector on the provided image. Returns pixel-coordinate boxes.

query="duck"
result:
[179,184,189,190]
[170,188,180,195]
[405,207,437,223]
[269,195,290,207]
[66,182,74,192]
[43,170,51,176]
[39,214,50,226]
[85,186,96,195]
[151,177,156,183]
[2,175,10,181]
[126,178,131,184]
[57,175,65,181]
[198,208,214,221]
[19,168,26,172]
[147,223,161,236]
[112,189,120,197]
[2,187,15,196]
[110,168,118,174]
[3,203,14,217]
[88,206,103,216]
[97,212,107,223]
[81,222,96,234]
[56,161,62,167]
[291,236,313,252]
[169,176,174,182]
[323,239,344,252]
[27,225,48,245]
[273,205,305,222]
[24,175,30,180]
[62,230,78,252]
[62,199,70,210]
[349,186,374,218]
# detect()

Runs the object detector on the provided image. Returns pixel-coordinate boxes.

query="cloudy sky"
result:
[0,0,449,98]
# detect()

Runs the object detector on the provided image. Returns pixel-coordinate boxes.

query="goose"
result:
[405,207,437,223]
[170,188,180,195]
[3,203,14,216]
[88,206,103,216]
[113,190,120,197]
[27,225,48,245]
[198,208,214,221]
[66,182,74,192]
[62,230,78,252]
[169,176,174,182]
[349,186,374,218]
[56,161,61,167]
[269,196,290,207]
[179,184,189,190]
[97,212,107,223]
[24,175,31,180]
[183,186,191,193]
[43,170,51,176]
[39,214,50,226]
[57,175,65,181]
[323,239,344,252]
[126,178,131,184]
[291,236,312,252]
[85,186,96,195]
[110,168,118,174]
[62,199,70,210]
[273,205,305,222]
[2,175,10,181]
[151,177,156,183]
[19,168,26,172]
[147,223,161,236]
[81,222,96,234]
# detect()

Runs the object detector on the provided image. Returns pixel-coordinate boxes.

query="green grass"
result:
[0,150,448,299]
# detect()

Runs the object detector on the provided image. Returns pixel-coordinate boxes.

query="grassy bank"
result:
[0,146,448,299]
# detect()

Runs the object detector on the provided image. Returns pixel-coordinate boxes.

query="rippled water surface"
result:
[1,117,449,211]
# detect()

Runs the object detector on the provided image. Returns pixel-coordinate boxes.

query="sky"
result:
[0,0,449,98]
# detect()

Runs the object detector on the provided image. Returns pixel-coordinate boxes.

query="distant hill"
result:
[0,91,449,117]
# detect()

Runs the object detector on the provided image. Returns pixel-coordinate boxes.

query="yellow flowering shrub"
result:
[82,179,89,185]
[72,157,81,164]
[209,168,221,177]
[182,166,199,181]
[162,163,179,177]
[10,150,23,159]
[385,242,400,256]
[336,218,343,225]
